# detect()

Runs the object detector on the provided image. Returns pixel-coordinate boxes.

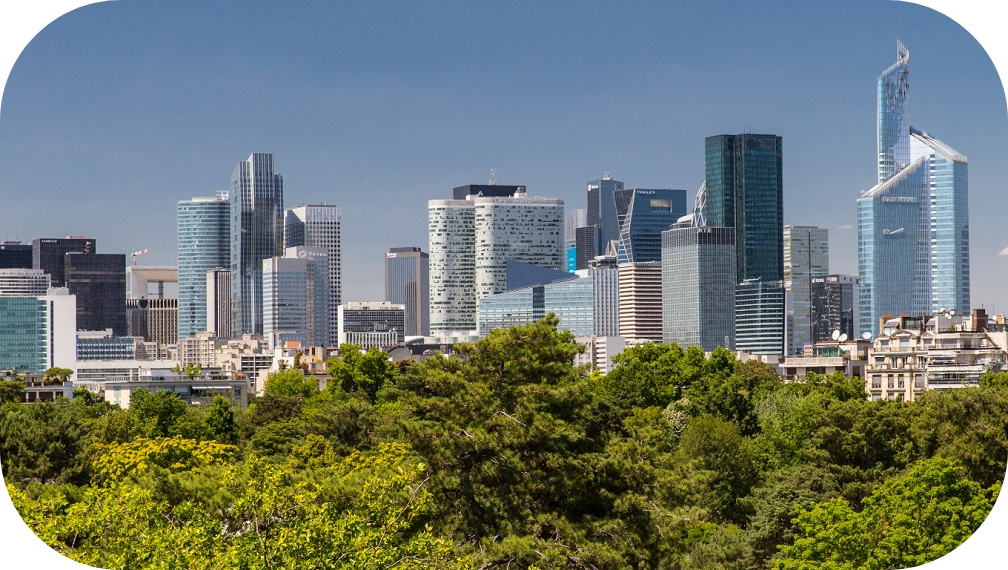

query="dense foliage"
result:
[2,315,1006,568]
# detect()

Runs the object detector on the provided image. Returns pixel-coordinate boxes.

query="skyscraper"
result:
[706,133,785,354]
[64,252,127,334]
[618,261,663,344]
[858,41,969,335]
[285,204,342,345]
[0,284,76,374]
[262,246,329,349]
[231,153,284,336]
[614,187,688,263]
[32,237,96,287]
[661,226,737,351]
[586,174,624,260]
[0,242,32,269]
[811,275,859,344]
[385,247,429,337]
[783,226,829,354]
[206,268,231,339]
[178,194,230,341]
[429,186,563,337]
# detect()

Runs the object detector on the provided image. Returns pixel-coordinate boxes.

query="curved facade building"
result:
[177,194,230,341]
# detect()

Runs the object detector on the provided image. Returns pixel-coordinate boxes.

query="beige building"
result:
[618,261,662,344]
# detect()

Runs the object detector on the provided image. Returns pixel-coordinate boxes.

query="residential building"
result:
[783,226,829,354]
[178,194,230,340]
[231,153,284,337]
[385,247,429,337]
[858,41,970,336]
[206,268,232,339]
[285,204,342,345]
[178,332,218,367]
[574,335,626,374]
[661,226,737,351]
[779,339,870,382]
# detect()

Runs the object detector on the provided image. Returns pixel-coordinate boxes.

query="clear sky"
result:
[0,0,1005,312]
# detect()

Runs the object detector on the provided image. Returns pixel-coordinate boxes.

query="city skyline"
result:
[1,1,1006,316]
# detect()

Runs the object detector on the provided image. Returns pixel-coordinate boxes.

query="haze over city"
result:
[1,0,1006,312]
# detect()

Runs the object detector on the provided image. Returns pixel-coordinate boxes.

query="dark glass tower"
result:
[705,134,783,282]
[32,237,96,287]
[230,153,284,336]
[65,252,127,334]
[0,242,32,269]
[385,247,429,337]
[586,174,624,259]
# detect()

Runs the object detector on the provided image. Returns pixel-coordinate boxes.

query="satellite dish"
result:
[839,334,848,342]
[831,330,841,341]
[862,331,872,340]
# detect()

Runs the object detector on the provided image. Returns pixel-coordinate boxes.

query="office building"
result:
[206,268,232,339]
[615,187,688,263]
[65,252,127,335]
[231,153,284,337]
[618,261,663,344]
[811,274,859,344]
[783,226,829,354]
[428,187,563,337]
[590,255,620,337]
[285,204,342,345]
[0,268,50,296]
[735,279,786,355]
[178,194,230,341]
[126,298,178,346]
[858,41,970,336]
[127,266,178,300]
[384,247,429,337]
[565,208,587,272]
[0,287,76,374]
[661,226,737,351]
[586,173,624,258]
[574,225,601,271]
[338,301,405,349]
[0,242,32,269]
[478,276,594,336]
[262,246,329,349]
[32,237,96,287]
[76,330,137,361]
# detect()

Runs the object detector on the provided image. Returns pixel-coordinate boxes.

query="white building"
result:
[262,246,329,349]
[429,190,564,338]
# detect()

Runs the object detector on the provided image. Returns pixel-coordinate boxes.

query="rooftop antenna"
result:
[489,169,496,185]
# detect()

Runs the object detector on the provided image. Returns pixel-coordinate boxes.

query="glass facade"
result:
[65,253,127,335]
[32,237,95,287]
[705,134,784,283]
[231,153,284,337]
[615,188,688,263]
[178,195,230,341]
[385,247,429,337]
[0,243,32,269]
[285,204,342,345]
[811,275,858,344]
[478,276,594,336]
[735,279,786,355]
[783,226,829,354]
[586,175,624,255]
[0,296,47,372]
[858,43,969,336]
[262,247,329,348]
[661,227,736,351]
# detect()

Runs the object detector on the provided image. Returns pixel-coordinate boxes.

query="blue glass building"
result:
[177,194,230,341]
[231,153,284,336]
[586,174,624,259]
[615,188,688,263]
[858,42,969,336]
[478,276,594,336]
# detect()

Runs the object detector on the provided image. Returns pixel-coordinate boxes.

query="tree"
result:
[130,388,209,439]
[0,380,24,404]
[264,368,318,399]
[206,395,241,444]
[0,400,87,484]
[776,456,992,570]
[43,367,74,382]
[327,344,396,402]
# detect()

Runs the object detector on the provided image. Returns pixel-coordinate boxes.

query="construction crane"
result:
[131,248,150,267]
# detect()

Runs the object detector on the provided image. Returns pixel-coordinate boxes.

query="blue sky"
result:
[0,0,1006,312]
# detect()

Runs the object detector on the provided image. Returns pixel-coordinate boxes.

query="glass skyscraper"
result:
[477,276,594,337]
[385,247,429,337]
[783,226,829,355]
[285,204,342,345]
[262,246,329,349]
[177,194,230,341]
[586,174,624,259]
[231,153,284,336]
[858,42,969,336]
[614,187,688,263]
[65,252,127,335]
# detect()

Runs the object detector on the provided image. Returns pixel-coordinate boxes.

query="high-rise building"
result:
[614,187,688,263]
[858,41,970,336]
[32,237,96,287]
[706,133,785,354]
[126,298,178,346]
[385,247,429,337]
[586,174,624,256]
[812,275,859,344]
[285,204,342,345]
[231,153,284,337]
[618,261,663,344]
[0,285,76,374]
[478,276,594,336]
[262,246,329,349]
[0,268,50,296]
[127,266,178,300]
[206,268,232,339]
[566,208,587,273]
[0,242,32,269]
[783,226,829,354]
[178,194,230,341]
[65,252,127,335]
[428,187,563,337]
[590,255,620,337]
[661,226,737,351]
